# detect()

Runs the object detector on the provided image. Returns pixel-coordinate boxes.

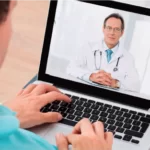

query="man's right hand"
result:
[89,70,112,86]
[56,118,113,150]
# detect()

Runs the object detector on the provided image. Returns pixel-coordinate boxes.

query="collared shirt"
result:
[102,40,119,58]
[0,105,57,150]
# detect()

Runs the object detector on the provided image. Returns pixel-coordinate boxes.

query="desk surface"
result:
[0,1,49,102]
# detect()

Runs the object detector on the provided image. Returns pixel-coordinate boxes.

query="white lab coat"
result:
[67,40,141,92]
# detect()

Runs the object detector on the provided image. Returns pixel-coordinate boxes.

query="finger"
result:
[93,121,105,139]
[72,118,95,136]
[56,133,68,150]
[40,112,63,123]
[31,84,61,95]
[67,134,80,145]
[97,78,111,86]
[16,89,24,96]
[98,70,105,73]
[22,84,37,94]
[37,91,71,109]
[104,132,113,148]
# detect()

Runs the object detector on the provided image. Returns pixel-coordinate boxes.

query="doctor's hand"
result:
[89,70,112,86]
[3,84,71,129]
[56,118,113,150]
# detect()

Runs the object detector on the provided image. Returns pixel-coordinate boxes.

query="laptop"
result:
[29,0,150,150]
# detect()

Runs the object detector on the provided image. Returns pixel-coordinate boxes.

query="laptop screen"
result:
[45,0,150,99]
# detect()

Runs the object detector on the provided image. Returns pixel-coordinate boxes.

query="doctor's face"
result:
[103,17,124,48]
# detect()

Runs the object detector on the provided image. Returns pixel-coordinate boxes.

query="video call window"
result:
[46,0,150,98]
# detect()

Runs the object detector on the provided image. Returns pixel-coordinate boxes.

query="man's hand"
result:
[56,118,113,150]
[89,70,112,86]
[3,84,71,129]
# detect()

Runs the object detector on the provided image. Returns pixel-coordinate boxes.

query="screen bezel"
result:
[38,0,150,110]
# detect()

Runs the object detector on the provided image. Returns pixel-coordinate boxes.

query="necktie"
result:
[106,49,113,63]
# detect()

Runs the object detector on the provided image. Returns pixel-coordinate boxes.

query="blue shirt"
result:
[0,105,57,150]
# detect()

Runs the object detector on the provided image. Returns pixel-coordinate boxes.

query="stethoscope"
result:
[94,50,120,72]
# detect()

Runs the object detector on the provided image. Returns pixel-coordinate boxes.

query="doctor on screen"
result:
[67,13,140,92]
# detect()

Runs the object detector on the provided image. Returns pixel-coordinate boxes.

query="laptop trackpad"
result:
[43,123,73,145]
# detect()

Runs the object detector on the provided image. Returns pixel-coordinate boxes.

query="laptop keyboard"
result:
[40,94,150,144]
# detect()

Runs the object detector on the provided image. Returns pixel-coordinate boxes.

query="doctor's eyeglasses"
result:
[105,26,122,33]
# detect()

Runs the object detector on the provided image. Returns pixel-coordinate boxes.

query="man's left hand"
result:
[3,84,71,129]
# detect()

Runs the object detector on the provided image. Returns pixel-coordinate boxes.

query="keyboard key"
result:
[129,110,137,115]
[124,130,143,138]
[104,104,112,108]
[146,114,150,118]
[51,105,59,110]
[67,109,75,114]
[123,113,132,118]
[108,125,116,131]
[121,108,129,112]
[107,109,116,114]
[100,112,108,117]
[72,96,79,99]
[131,126,140,132]
[52,110,59,113]
[84,108,92,113]
[80,98,87,102]
[104,123,108,128]
[92,110,100,115]
[61,113,67,117]
[137,113,145,117]
[99,107,107,112]
[67,114,75,120]
[91,104,99,110]
[131,139,139,144]
[107,119,115,125]
[123,123,131,129]
[76,106,84,111]
[133,121,141,126]
[83,113,91,118]
[75,100,84,106]
[96,102,103,106]
[131,115,140,120]
[116,116,124,122]
[59,119,77,126]
[88,100,95,103]
[124,118,133,124]
[112,106,120,110]
[75,116,83,122]
[60,102,68,107]
[108,114,116,120]
[123,135,132,141]
[99,117,107,123]
[140,123,149,133]
[90,115,99,120]
[116,127,124,133]
[59,107,67,112]
[52,100,60,105]
[83,102,92,108]
[121,108,128,112]
[115,121,123,127]
[68,104,76,109]
[74,111,83,116]
[115,111,123,116]
[114,135,122,139]
[140,117,150,124]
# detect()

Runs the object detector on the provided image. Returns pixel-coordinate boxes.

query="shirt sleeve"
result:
[0,105,57,150]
